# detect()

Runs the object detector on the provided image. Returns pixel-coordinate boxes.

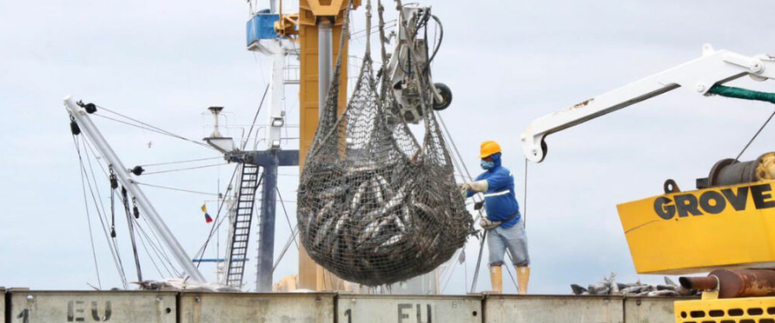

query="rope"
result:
[734,109,775,161]
[79,138,129,289]
[133,221,167,278]
[351,21,397,40]
[440,258,458,293]
[138,217,181,277]
[523,159,528,228]
[92,111,213,150]
[141,163,230,175]
[136,182,221,197]
[709,85,775,104]
[503,261,519,290]
[73,136,103,289]
[243,83,271,150]
[708,85,775,162]
[194,165,241,267]
[276,187,298,249]
[109,168,118,238]
[138,157,222,168]
[135,219,177,277]
[377,0,390,98]
[272,225,299,274]
[364,0,372,57]
[121,187,143,282]
[470,225,486,293]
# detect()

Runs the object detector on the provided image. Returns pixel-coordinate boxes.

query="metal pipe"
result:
[318,19,333,120]
[679,276,718,291]
[266,50,286,150]
[256,154,279,292]
[680,269,775,298]
[64,96,207,283]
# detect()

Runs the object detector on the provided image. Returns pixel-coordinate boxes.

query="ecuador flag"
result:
[201,204,213,223]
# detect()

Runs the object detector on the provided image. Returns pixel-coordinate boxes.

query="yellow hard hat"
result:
[479,141,501,159]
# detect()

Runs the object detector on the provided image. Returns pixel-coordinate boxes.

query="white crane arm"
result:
[521,44,775,163]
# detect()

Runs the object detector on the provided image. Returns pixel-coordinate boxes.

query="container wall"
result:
[8,291,176,323]
[178,292,335,323]
[0,290,692,323]
[485,295,625,323]
[624,298,677,323]
[337,294,482,323]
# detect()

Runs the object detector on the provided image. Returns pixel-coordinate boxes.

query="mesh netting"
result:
[297,0,472,286]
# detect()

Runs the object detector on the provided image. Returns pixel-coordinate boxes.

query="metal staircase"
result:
[225,164,261,288]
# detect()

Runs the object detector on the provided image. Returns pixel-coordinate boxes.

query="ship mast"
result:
[64,96,207,283]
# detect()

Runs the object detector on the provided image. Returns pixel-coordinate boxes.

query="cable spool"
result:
[701,152,775,188]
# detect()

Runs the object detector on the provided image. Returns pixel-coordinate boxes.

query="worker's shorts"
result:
[488,219,530,267]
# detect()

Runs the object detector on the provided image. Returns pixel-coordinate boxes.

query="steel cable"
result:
[72,136,103,289]
[79,138,129,289]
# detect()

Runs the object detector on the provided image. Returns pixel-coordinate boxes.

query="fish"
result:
[620,286,645,295]
[609,273,619,294]
[656,285,677,291]
[371,178,386,204]
[319,185,347,200]
[571,284,588,295]
[350,180,371,211]
[394,211,406,231]
[647,290,679,297]
[314,215,337,247]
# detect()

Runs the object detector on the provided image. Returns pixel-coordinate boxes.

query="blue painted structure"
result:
[226,149,299,292]
[246,10,281,47]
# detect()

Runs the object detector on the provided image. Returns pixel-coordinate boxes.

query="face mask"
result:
[480,160,495,170]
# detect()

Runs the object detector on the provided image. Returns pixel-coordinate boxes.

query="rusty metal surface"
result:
[713,269,775,298]
[571,98,594,109]
[681,269,775,298]
[337,294,482,323]
[624,297,678,323]
[8,291,176,323]
[679,276,718,291]
[485,295,624,323]
[179,292,335,323]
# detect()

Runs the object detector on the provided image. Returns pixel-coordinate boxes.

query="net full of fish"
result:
[297,1,473,286]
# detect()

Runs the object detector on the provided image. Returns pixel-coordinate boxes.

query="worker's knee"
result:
[515,260,529,267]
[489,261,505,267]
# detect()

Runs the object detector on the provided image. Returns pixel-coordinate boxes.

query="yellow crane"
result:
[522,44,775,322]
[273,0,360,292]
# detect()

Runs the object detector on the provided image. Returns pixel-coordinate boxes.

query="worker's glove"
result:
[479,216,501,230]
[474,201,485,210]
[458,185,469,199]
[459,180,488,193]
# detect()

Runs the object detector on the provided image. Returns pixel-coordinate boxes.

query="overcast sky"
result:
[1,0,774,294]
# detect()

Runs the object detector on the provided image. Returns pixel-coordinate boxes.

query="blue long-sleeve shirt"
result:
[467,153,521,228]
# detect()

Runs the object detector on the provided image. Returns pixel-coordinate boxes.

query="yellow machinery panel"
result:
[675,296,775,323]
[618,180,775,275]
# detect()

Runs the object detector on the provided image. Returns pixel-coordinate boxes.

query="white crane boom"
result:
[521,44,775,163]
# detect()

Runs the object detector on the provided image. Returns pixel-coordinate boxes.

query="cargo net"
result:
[297,1,473,286]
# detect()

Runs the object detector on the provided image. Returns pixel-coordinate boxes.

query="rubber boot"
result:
[517,266,530,294]
[489,265,503,293]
